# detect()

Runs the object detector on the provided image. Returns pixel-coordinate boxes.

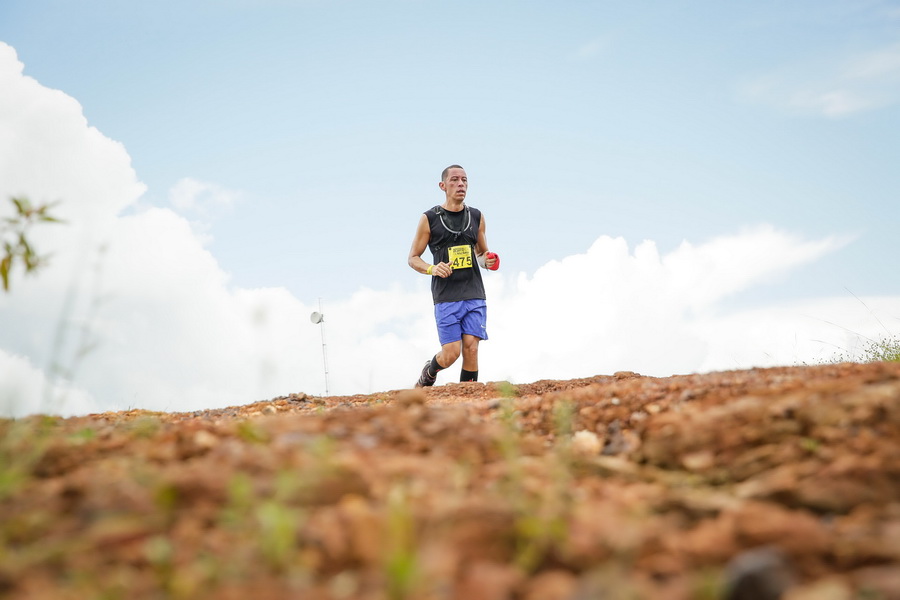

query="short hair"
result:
[441,164,465,181]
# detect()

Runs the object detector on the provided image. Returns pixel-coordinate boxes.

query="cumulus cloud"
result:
[169,177,238,213]
[740,42,900,117]
[478,229,854,384]
[167,177,240,243]
[0,351,97,418]
[1,41,897,418]
[0,45,145,238]
[0,42,322,417]
[693,295,900,372]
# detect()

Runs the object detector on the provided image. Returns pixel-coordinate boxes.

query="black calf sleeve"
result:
[460,369,478,382]
[427,355,446,378]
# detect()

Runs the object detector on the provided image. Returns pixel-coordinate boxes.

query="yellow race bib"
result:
[448,245,473,269]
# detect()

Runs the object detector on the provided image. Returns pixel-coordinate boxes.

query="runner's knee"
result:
[440,342,461,365]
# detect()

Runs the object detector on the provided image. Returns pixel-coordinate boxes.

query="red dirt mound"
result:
[2,362,899,599]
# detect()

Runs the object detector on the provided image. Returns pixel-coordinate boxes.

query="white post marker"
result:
[310,299,329,395]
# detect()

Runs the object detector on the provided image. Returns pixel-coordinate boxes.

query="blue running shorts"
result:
[435,299,488,345]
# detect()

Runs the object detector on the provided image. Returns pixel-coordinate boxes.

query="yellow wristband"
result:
[426,265,434,275]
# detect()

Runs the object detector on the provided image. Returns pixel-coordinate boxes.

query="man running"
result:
[408,165,500,387]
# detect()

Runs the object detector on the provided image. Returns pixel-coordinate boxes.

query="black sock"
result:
[460,369,478,382]
[427,355,446,377]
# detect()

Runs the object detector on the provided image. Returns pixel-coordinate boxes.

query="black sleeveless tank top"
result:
[424,205,487,304]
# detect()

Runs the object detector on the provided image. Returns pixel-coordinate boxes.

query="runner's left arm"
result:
[475,215,498,270]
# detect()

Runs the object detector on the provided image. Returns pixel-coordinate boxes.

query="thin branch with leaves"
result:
[1,196,64,292]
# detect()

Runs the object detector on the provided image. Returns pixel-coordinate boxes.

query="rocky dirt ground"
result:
[2,362,899,600]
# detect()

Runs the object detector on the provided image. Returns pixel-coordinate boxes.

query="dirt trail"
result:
[2,362,899,599]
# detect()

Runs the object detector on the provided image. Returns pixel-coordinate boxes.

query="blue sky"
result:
[2,1,899,415]
[5,0,898,300]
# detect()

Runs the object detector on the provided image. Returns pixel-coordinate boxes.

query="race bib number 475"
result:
[448,245,473,269]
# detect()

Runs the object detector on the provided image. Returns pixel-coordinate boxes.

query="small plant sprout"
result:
[1,196,63,292]
[384,483,420,600]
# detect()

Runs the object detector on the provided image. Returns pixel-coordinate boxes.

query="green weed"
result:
[492,395,576,573]
[826,335,900,364]
[800,437,821,454]
[817,292,900,364]
[0,417,57,501]
[384,483,419,600]
[553,398,576,440]
[221,472,256,529]
[691,567,727,600]
[256,500,301,572]
[67,427,97,444]
[1,196,63,292]
[128,414,162,439]
[514,399,577,572]
[496,380,519,398]
[856,336,900,362]
[219,470,308,577]
[235,420,269,443]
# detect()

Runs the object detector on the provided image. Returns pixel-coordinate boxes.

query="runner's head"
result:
[441,164,465,182]
[439,165,467,202]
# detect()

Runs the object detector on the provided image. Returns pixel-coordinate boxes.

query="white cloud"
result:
[478,228,858,384]
[167,177,240,243]
[0,42,321,416]
[0,350,97,418]
[0,45,145,237]
[740,42,900,117]
[694,295,900,372]
[1,41,898,418]
[168,176,238,214]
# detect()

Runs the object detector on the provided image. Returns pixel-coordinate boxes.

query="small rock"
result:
[571,430,602,458]
[614,371,640,379]
[521,569,577,600]
[457,561,523,600]
[603,421,641,455]
[850,566,900,599]
[193,430,219,450]
[681,450,715,471]
[783,576,852,600]
[395,389,426,407]
[724,546,793,600]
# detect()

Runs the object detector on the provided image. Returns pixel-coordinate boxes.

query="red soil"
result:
[2,362,899,599]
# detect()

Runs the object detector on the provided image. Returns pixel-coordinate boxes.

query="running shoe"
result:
[415,361,436,388]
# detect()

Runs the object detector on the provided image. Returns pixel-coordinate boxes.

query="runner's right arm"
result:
[408,214,452,278]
